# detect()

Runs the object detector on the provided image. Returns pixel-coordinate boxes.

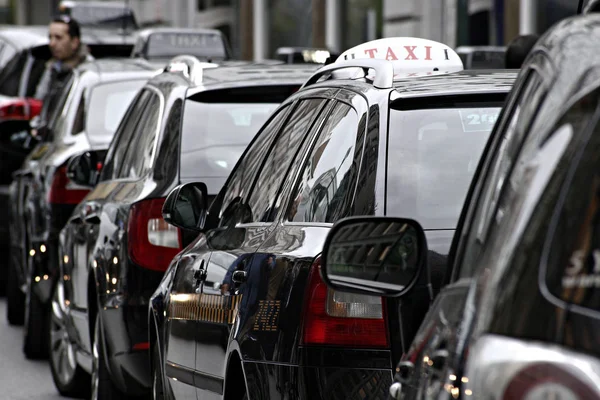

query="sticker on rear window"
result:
[459,109,500,132]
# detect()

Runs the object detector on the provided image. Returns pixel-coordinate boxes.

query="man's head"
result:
[505,34,539,69]
[49,15,81,62]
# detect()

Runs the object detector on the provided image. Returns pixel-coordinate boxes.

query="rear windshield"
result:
[85,79,145,145]
[180,101,279,180]
[146,32,227,60]
[387,100,503,229]
[471,51,506,69]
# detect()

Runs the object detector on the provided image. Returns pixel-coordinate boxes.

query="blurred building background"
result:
[5,0,582,59]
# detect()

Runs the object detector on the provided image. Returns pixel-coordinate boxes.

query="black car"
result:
[6,59,156,361]
[0,25,142,293]
[54,59,316,399]
[151,38,515,399]
[131,27,232,62]
[320,16,600,400]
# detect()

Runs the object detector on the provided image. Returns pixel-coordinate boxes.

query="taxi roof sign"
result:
[337,37,464,75]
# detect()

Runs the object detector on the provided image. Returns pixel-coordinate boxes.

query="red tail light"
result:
[0,98,42,120]
[47,165,90,205]
[301,257,389,348]
[128,198,182,272]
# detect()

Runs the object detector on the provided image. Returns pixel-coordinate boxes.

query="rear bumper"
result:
[100,301,152,395]
[243,362,393,399]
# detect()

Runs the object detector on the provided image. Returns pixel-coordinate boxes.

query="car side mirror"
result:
[320,216,428,297]
[163,182,209,232]
[66,151,102,187]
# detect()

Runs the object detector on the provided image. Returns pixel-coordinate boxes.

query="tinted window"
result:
[0,52,27,96]
[248,98,327,222]
[287,102,360,223]
[146,32,226,60]
[154,99,183,181]
[387,104,502,229]
[458,71,546,279]
[0,44,16,69]
[179,100,279,182]
[218,105,291,218]
[120,93,161,178]
[99,90,150,181]
[71,92,85,135]
[86,79,146,146]
[544,92,600,311]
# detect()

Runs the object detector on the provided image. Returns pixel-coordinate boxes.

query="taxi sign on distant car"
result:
[337,37,464,75]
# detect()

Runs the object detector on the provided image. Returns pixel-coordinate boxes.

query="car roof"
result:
[185,63,320,95]
[75,58,157,81]
[135,27,224,39]
[59,0,134,8]
[455,46,507,53]
[392,70,516,98]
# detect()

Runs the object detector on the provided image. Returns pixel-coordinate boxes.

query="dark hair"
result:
[52,14,81,39]
[505,34,539,69]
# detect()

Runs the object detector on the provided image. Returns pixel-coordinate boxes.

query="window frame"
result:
[117,87,165,179]
[448,53,553,282]
[99,88,152,182]
[276,89,369,227]
[243,97,331,223]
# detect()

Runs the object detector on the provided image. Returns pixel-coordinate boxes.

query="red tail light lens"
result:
[301,257,389,348]
[47,165,90,205]
[0,98,42,120]
[128,198,182,272]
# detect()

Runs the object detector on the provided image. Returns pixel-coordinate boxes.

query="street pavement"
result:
[0,298,81,400]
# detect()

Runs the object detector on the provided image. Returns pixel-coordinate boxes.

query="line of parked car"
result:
[2,3,600,400]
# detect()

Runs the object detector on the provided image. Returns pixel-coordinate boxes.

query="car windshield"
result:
[387,104,502,229]
[86,79,145,145]
[146,32,227,60]
[180,100,279,180]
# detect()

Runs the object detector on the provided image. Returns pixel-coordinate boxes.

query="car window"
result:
[387,103,502,229]
[247,98,328,223]
[85,79,146,146]
[457,70,547,279]
[287,101,361,223]
[217,104,291,222]
[99,89,151,181]
[0,51,26,96]
[0,43,16,69]
[71,92,85,135]
[119,92,162,179]
[154,99,183,182]
[179,99,280,182]
[543,90,600,314]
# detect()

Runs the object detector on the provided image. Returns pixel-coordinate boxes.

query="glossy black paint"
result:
[59,63,318,397]
[150,70,515,400]
[396,15,600,400]
[8,60,156,314]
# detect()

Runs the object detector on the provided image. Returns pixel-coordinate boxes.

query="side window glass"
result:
[153,99,183,181]
[458,71,546,279]
[0,52,25,96]
[119,93,161,179]
[218,105,291,221]
[71,92,85,135]
[100,89,150,181]
[543,91,600,313]
[246,98,328,222]
[287,102,360,223]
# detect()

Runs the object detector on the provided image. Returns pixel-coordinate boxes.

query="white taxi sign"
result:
[336,37,464,74]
